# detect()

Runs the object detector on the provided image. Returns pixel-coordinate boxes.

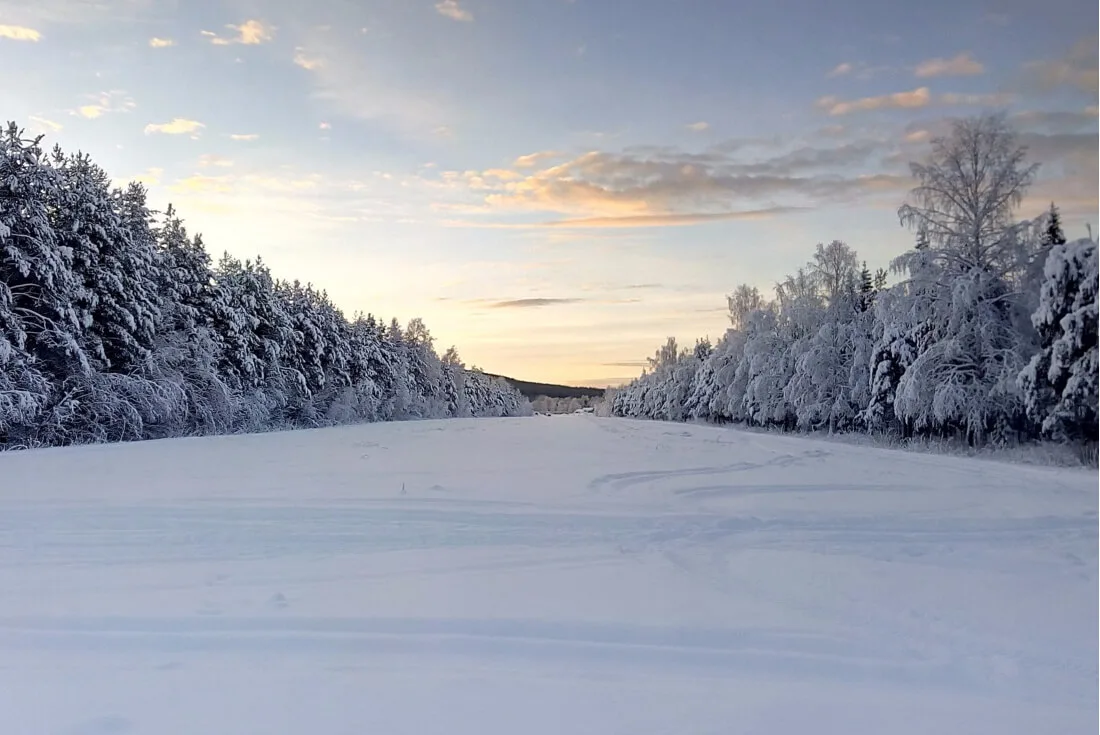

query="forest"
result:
[609,114,1098,458]
[0,122,528,449]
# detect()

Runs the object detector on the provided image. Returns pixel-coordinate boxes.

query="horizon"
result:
[2,0,1096,387]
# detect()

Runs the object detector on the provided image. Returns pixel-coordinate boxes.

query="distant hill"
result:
[484,374,606,400]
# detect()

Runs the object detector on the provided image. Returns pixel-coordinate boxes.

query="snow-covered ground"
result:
[1,416,1096,735]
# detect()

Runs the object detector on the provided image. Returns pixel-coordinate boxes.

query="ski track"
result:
[0,415,1096,735]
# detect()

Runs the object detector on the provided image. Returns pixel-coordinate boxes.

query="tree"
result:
[858,261,875,312]
[891,113,1038,444]
[1018,238,1098,445]
[1040,202,1067,247]
[897,113,1038,280]
[727,284,765,331]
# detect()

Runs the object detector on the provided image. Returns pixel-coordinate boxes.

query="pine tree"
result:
[1018,238,1098,444]
[858,261,874,312]
[1040,202,1067,247]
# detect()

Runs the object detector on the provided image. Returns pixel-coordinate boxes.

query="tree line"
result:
[1,122,528,449]
[609,114,1097,456]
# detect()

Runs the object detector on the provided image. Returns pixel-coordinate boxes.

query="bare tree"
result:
[726,284,766,331]
[809,240,860,309]
[897,112,1038,279]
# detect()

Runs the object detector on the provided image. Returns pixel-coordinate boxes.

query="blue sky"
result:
[1,0,1096,386]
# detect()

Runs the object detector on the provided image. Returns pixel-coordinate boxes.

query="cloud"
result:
[0,24,40,41]
[294,47,324,70]
[170,174,234,195]
[817,87,1016,116]
[198,153,233,167]
[816,87,931,115]
[938,91,1015,106]
[436,140,914,229]
[514,151,563,168]
[229,133,259,141]
[489,298,583,309]
[542,207,808,229]
[294,31,453,138]
[686,121,710,132]
[904,129,930,143]
[827,62,853,77]
[319,121,332,130]
[149,37,175,48]
[914,52,985,78]
[29,116,63,132]
[132,167,164,186]
[435,0,473,21]
[1020,36,1098,97]
[144,118,205,135]
[202,20,274,46]
[70,91,135,119]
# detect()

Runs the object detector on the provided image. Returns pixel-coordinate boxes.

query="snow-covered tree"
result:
[1,120,527,449]
[1019,238,1098,444]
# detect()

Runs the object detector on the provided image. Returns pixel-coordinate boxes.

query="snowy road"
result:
[0,416,1096,734]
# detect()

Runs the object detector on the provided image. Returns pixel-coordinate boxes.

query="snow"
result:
[1,415,1096,735]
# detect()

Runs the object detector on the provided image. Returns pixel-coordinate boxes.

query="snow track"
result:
[0,416,1095,734]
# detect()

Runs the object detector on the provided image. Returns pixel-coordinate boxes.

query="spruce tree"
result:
[1040,202,1067,247]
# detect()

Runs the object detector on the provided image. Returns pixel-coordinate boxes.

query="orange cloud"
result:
[542,208,806,228]
[202,20,273,46]
[70,91,135,119]
[914,52,984,78]
[513,151,564,168]
[816,87,931,115]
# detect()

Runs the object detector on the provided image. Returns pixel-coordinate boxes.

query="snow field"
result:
[0,415,1096,734]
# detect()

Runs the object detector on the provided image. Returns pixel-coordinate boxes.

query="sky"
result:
[1,0,1097,387]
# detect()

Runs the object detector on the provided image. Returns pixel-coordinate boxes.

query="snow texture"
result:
[1,415,1096,734]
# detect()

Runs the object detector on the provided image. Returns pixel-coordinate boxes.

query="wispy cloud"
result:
[827,62,853,78]
[437,141,912,228]
[149,37,175,48]
[293,47,324,70]
[816,87,931,115]
[914,52,984,78]
[435,0,473,22]
[70,91,135,119]
[0,24,40,41]
[514,151,563,168]
[198,154,233,167]
[542,208,807,229]
[815,87,1015,116]
[144,118,205,135]
[686,121,710,132]
[229,133,259,141]
[29,115,63,132]
[489,298,583,308]
[202,20,274,46]
[294,31,453,138]
[938,91,1015,106]
[1020,36,1099,97]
